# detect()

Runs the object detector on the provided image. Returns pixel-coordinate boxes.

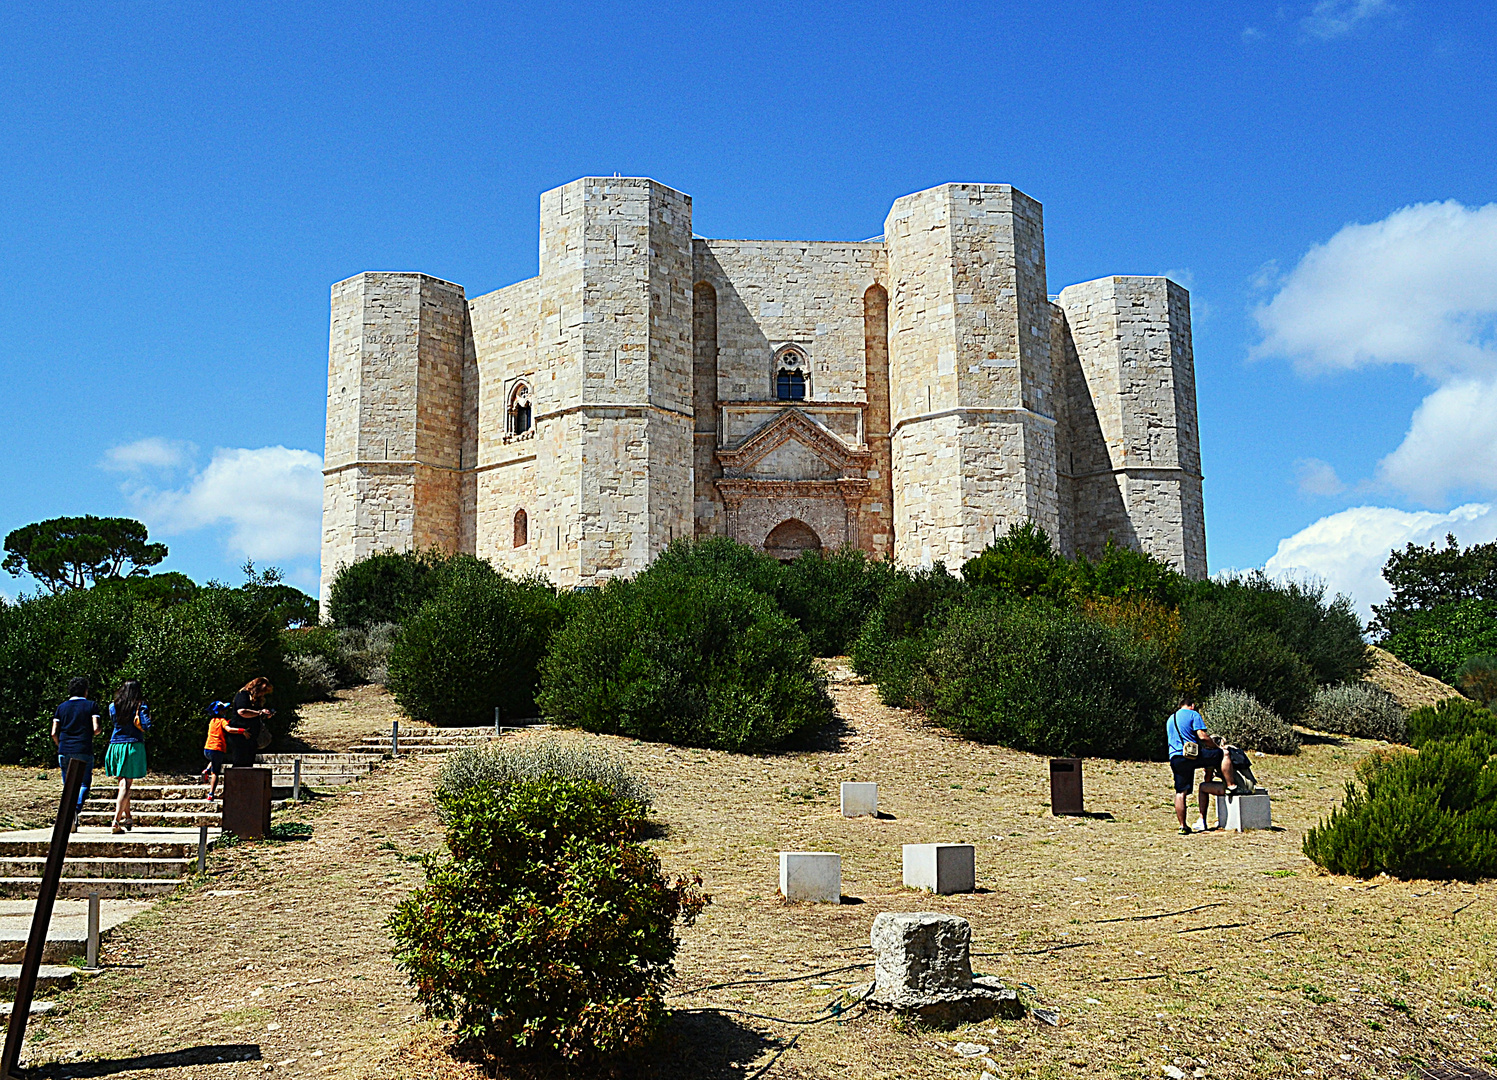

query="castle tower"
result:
[319,272,470,607]
[530,178,695,585]
[1055,276,1206,577]
[884,184,1058,568]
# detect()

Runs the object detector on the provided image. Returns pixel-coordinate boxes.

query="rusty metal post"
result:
[2,756,84,1077]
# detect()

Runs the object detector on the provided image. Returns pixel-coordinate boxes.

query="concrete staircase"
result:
[77,784,291,829]
[253,753,378,788]
[0,830,214,901]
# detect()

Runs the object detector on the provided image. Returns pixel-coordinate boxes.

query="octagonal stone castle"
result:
[320,177,1205,600]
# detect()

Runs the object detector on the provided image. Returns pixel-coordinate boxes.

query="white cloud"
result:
[103,437,196,473]
[128,446,324,563]
[1254,200,1497,503]
[1302,0,1394,40]
[1294,457,1345,497]
[1263,503,1497,622]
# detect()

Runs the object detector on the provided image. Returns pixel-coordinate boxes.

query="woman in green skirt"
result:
[104,680,151,833]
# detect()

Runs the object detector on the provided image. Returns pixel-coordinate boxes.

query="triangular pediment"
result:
[717,408,868,481]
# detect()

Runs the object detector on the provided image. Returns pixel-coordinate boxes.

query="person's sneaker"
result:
[1192,818,1208,832]
[1179,826,1193,835]
[71,813,81,833]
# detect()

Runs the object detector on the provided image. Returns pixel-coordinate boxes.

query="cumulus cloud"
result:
[1294,458,1345,497]
[1302,0,1394,40]
[102,437,196,473]
[1264,503,1497,623]
[1254,200,1497,503]
[126,445,324,562]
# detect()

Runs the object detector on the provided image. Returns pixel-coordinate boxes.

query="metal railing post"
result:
[197,823,208,874]
[494,707,500,738]
[86,891,100,970]
[391,720,399,757]
[293,758,302,801]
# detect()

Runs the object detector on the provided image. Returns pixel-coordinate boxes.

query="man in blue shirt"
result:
[52,677,100,832]
[1167,697,1238,835]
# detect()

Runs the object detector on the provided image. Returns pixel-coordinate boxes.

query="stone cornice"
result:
[891,405,1056,434]
[717,408,871,477]
[716,477,871,509]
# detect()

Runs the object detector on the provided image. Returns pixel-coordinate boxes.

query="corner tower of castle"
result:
[319,178,1206,609]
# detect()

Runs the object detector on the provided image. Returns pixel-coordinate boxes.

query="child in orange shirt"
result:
[201,702,230,800]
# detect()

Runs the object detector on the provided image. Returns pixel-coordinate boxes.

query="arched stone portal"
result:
[763,518,822,561]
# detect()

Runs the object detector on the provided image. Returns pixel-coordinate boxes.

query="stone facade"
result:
[319,178,1206,603]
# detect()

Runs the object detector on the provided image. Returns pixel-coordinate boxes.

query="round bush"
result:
[437,738,652,812]
[1202,688,1300,755]
[537,570,833,753]
[389,777,707,1061]
[286,654,337,703]
[1406,696,1497,749]
[1457,653,1497,710]
[387,573,561,727]
[1307,683,1407,742]
[337,622,397,685]
[1178,600,1317,721]
[924,600,1175,760]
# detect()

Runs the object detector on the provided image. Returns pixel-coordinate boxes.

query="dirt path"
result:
[18,755,442,1078]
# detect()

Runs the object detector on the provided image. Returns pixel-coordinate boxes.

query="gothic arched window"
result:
[774,346,808,401]
[514,509,528,548]
[509,382,533,436]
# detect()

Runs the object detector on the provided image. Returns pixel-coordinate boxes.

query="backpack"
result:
[1225,745,1260,794]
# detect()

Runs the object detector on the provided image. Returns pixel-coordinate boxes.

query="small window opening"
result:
[776,368,806,401]
[509,383,533,436]
[513,509,528,548]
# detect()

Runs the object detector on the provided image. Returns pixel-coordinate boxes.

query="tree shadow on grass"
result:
[1296,731,1348,747]
[18,1044,261,1077]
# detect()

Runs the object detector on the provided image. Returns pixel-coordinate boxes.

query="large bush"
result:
[1189,572,1367,688]
[923,600,1175,759]
[390,777,707,1061]
[538,570,832,753]
[850,563,966,706]
[1302,733,1497,880]
[1202,688,1300,755]
[1458,654,1497,710]
[775,548,897,656]
[1307,683,1407,742]
[1177,599,1317,721]
[326,550,498,628]
[1406,696,1497,750]
[387,572,563,726]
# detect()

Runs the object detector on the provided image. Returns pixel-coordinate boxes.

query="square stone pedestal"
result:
[903,843,976,894]
[1214,793,1272,831]
[779,852,841,903]
[841,782,878,817]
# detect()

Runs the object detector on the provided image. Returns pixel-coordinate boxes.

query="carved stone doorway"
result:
[763,518,823,562]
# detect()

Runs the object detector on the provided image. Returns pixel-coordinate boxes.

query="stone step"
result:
[0,838,204,859]
[0,857,191,880]
[0,877,180,899]
[255,753,379,763]
[0,999,56,1015]
[0,964,78,996]
[77,811,221,828]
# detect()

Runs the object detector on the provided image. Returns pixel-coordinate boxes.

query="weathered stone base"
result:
[864,912,1025,1026]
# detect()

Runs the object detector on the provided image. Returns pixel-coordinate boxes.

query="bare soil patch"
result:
[20,670,1497,1080]
[287,684,404,752]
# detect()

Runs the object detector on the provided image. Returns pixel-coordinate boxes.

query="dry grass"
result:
[288,683,405,751]
[1364,646,1464,712]
[18,667,1497,1080]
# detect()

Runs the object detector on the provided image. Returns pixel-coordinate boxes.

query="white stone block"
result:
[1215,793,1272,832]
[841,782,878,817]
[903,843,976,894]
[779,852,841,903]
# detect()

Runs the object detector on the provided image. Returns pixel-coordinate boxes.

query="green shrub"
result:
[437,738,652,811]
[961,521,1070,599]
[286,654,337,702]
[1302,734,1497,880]
[1377,598,1497,685]
[648,535,782,597]
[1307,683,1407,742]
[1406,696,1497,749]
[1458,654,1497,709]
[281,625,353,686]
[849,563,966,696]
[337,622,397,685]
[387,573,562,727]
[1202,689,1300,755]
[538,570,832,753]
[1177,599,1316,721]
[389,777,707,1061]
[924,600,1174,759]
[775,548,898,656]
[326,550,498,628]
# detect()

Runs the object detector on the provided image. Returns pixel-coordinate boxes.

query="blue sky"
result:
[3,1,1495,616]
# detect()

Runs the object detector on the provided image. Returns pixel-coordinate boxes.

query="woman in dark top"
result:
[225,677,274,768]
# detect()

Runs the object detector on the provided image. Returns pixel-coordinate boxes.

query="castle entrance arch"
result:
[763,518,822,561]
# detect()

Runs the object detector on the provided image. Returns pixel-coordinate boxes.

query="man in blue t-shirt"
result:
[52,677,100,831]
[1167,697,1238,835]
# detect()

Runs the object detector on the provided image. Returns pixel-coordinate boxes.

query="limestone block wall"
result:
[885,184,1058,568]
[1054,276,1206,577]
[318,272,469,608]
